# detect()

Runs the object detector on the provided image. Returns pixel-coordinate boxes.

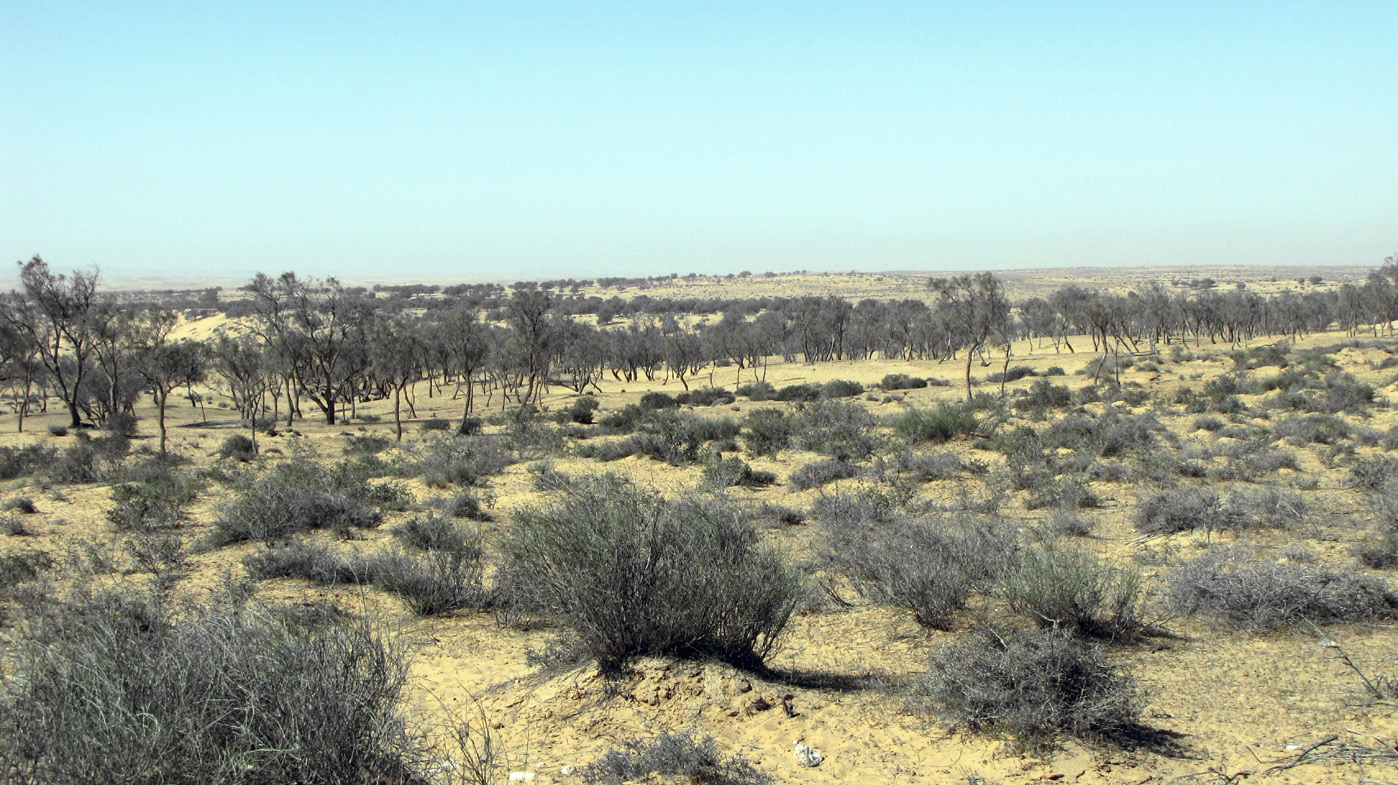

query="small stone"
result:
[508,773,536,782]
[793,742,824,768]
[560,765,578,776]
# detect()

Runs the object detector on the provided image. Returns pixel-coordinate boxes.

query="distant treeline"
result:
[3,255,1397,443]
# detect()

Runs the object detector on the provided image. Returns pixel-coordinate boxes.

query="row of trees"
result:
[2,255,1396,448]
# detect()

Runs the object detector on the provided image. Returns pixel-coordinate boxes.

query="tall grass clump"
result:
[0,589,436,785]
[498,475,802,674]
[886,404,979,444]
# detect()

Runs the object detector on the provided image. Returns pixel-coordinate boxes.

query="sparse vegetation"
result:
[915,624,1144,750]
[498,475,801,674]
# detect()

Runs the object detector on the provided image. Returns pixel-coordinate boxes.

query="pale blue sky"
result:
[2,2,1394,282]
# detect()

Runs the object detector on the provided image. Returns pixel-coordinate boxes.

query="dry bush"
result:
[885,404,979,444]
[789,457,861,490]
[819,503,1012,629]
[394,434,511,487]
[0,589,435,785]
[498,475,801,674]
[584,732,770,785]
[914,624,1143,751]
[1002,542,1145,642]
[1169,548,1398,630]
[211,460,409,546]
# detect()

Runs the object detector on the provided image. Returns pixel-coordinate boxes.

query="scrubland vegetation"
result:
[5,258,1398,782]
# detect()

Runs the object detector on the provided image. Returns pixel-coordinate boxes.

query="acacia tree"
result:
[503,289,555,412]
[210,334,274,454]
[248,273,369,425]
[439,305,491,432]
[3,256,100,427]
[928,272,1011,401]
[0,316,43,431]
[133,309,207,453]
[366,315,423,442]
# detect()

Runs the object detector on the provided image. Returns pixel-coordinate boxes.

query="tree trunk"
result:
[964,351,974,402]
[157,388,169,453]
[393,386,403,442]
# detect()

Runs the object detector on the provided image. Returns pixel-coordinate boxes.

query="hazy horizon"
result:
[4,3,1394,281]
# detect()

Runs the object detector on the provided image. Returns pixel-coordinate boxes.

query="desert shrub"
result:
[218,433,258,462]
[0,445,55,481]
[0,589,434,784]
[105,411,140,438]
[881,373,928,390]
[789,458,861,490]
[821,379,864,398]
[916,624,1143,750]
[820,508,1012,629]
[1194,416,1225,432]
[1232,486,1307,529]
[1208,445,1300,481]
[1016,379,1073,410]
[1349,455,1398,493]
[740,409,793,458]
[0,550,52,591]
[457,416,484,436]
[735,380,775,400]
[689,415,741,444]
[639,391,679,410]
[503,408,564,459]
[597,404,645,433]
[1024,474,1103,511]
[498,476,802,674]
[565,395,601,424]
[393,513,482,555]
[47,423,68,437]
[1320,372,1376,414]
[703,454,777,489]
[3,497,37,515]
[773,383,821,402]
[576,437,639,462]
[419,416,452,432]
[343,434,393,456]
[792,399,879,460]
[369,548,489,616]
[1044,508,1095,538]
[680,387,732,406]
[584,732,770,785]
[211,460,408,546]
[443,489,496,521]
[395,433,511,487]
[242,540,371,584]
[106,475,199,532]
[749,502,805,527]
[629,410,704,465]
[1169,549,1398,630]
[1,514,27,536]
[1046,409,1160,457]
[886,404,978,444]
[882,449,972,481]
[987,365,1037,384]
[1134,488,1229,535]
[1273,413,1351,445]
[1002,543,1144,641]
